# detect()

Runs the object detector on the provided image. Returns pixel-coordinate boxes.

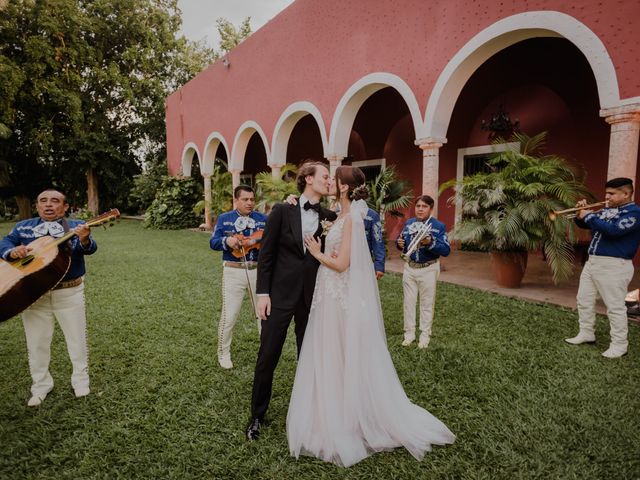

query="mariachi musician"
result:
[210,185,267,369]
[565,177,640,358]
[396,195,450,350]
[0,188,96,406]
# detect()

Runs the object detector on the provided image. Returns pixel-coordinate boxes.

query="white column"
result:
[600,104,640,181]
[326,155,344,175]
[270,164,282,179]
[230,169,241,189]
[203,173,212,230]
[416,137,446,216]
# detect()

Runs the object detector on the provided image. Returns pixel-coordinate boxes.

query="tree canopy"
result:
[214,17,252,57]
[0,0,215,217]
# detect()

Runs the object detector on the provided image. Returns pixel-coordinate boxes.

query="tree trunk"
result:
[16,194,31,220]
[86,167,99,215]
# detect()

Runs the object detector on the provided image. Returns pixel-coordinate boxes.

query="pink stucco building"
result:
[165,0,640,237]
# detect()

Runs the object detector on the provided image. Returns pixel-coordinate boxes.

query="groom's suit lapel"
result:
[288,204,305,256]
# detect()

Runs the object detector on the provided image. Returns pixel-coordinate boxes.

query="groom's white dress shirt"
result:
[299,194,319,252]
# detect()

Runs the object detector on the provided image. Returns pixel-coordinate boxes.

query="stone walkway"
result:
[386,250,640,317]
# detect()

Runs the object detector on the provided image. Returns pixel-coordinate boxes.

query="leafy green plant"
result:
[254,163,299,212]
[440,132,594,282]
[129,161,168,214]
[144,176,202,229]
[363,166,414,256]
[367,165,414,219]
[69,205,95,221]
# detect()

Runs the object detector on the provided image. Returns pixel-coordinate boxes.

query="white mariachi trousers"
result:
[21,283,90,397]
[217,266,260,362]
[402,261,440,338]
[576,255,633,350]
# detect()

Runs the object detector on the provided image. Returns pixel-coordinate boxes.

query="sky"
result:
[176,0,296,49]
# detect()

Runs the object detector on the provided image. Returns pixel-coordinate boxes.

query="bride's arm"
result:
[305,216,352,273]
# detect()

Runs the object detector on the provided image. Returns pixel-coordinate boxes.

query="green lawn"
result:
[0,219,638,479]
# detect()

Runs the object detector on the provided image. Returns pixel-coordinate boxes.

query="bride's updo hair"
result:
[335,166,369,201]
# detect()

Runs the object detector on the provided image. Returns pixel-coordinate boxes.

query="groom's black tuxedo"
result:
[251,201,337,421]
[256,202,335,309]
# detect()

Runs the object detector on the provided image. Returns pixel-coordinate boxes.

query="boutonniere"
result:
[320,219,333,237]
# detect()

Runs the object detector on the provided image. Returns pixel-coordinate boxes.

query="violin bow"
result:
[238,241,259,321]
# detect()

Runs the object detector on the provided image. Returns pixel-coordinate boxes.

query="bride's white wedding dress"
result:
[287,200,455,467]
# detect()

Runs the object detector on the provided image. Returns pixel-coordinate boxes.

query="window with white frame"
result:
[239,173,253,186]
[454,143,519,224]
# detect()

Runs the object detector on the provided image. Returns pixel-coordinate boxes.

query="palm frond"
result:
[443,131,596,280]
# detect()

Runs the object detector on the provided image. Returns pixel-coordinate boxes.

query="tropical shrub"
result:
[144,176,202,229]
[440,132,594,282]
[367,165,413,219]
[254,164,299,212]
[129,161,168,214]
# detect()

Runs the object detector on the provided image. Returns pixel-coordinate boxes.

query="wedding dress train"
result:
[287,200,455,467]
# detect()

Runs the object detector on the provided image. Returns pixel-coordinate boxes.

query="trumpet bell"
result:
[549,211,577,221]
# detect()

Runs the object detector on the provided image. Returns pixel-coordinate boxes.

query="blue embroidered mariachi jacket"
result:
[575,202,640,259]
[210,210,267,262]
[0,217,98,281]
[364,208,385,273]
[396,217,450,263]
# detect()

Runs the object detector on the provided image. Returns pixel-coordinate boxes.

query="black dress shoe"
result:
[245,418,261,441]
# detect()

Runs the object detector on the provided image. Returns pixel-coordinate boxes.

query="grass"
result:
[0,219,638,479]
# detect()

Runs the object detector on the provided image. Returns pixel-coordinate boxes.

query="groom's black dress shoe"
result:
[245,418,261,441]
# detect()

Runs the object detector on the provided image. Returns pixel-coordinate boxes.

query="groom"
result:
[246,160,336,441]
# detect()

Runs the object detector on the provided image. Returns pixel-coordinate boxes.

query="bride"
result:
[287,166,455,467]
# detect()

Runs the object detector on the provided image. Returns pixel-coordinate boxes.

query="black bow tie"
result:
[303,201,321,214]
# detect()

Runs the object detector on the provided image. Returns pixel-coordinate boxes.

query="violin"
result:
[229,230,263,259]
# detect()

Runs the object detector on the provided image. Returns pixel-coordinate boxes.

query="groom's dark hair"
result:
[296,160,328,194]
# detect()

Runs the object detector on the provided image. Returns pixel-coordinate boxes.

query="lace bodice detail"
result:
[324,215,346,252]
[312,216,348,310]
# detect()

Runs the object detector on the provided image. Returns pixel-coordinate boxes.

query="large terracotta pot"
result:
[489,251,528,288]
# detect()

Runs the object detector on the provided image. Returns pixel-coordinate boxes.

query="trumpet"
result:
[548,201,608,221]
[401,219,433,260]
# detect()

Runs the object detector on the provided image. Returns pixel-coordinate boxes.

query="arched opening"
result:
[190,153,202,180]
[330,73,423,157]
[203,133,230,175]
[439,37,608,230]
[180,144,200,177]
[271,102,328,171]
[242,132,269,185]
[345,86,421,244]
[286,114,324,166]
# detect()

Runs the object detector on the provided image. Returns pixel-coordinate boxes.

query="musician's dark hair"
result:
[296,160,329,194]
[605,177,634,193]
[415,195,434,208]
[234,185,254,199]
[335,166,368,201]
[38,188,67,204]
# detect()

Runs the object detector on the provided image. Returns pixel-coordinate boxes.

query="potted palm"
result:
[440,132,594,287]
